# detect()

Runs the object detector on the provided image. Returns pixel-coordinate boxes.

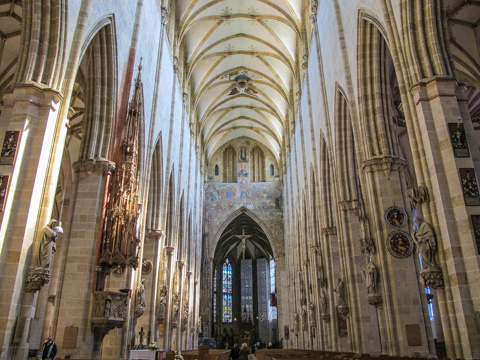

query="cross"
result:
[234,228,252,259]
[139,327,145,348]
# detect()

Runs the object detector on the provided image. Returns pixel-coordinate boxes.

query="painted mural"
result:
[205,182,284,257]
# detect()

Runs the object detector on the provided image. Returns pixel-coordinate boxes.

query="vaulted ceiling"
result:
[177,0,304,163]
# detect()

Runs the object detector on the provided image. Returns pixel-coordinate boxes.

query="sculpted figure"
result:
[136,279,146,307]
[197,316,202,333]
[309,302,316,324]
[157,284,168,322]
[36,220,62,269]
[293,311,299,332]
[413,217,438,269]
[334,278,347,307]
[366,261,378,294]
[319,288,328,314]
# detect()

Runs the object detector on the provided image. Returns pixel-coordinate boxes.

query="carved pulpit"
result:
[91,291,128,349]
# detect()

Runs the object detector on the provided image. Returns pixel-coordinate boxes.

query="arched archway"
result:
[211,209,278,348]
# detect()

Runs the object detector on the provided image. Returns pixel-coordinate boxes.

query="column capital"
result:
[362,155,407,174]
[165,246,175,256]
[145,229,164,241]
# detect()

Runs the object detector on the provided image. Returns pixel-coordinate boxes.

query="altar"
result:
[130,349,165,360]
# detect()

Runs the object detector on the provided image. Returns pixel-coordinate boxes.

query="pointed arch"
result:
[146,134,163,231]
[222,145,237,182]
[164,168,176,247]
[319,134,335,228]
[357,14,399,159]
[77,19,117,161]
[210,207,282,260]
[335,86,357,202]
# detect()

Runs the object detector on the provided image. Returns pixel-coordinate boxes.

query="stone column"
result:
[162,246,174,349]
[0,85,63,360]
[52,159,115,359]
[172,260,184,351]
[409,77,480,359]
[146,230,164,343]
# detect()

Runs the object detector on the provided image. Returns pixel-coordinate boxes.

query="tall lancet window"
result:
[222,258,233,323]
[250,146,265,182]
[223,146,237,182]
[213,268,217,323]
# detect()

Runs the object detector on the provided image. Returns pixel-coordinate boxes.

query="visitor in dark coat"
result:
[230,343,240,360]
[239,343,249,360]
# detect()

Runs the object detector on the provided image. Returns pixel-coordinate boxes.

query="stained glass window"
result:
[222,258,233,323]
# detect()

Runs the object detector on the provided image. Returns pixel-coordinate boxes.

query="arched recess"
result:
[146,134,164,231]
[250,146,265,182]
[319,135,335,229]
[164,168,176,247]
[334,87,357,202]
[209,207,282,261]
[177,193,185,259]
[75,20,117,162]
[11,0,67,90]
[222,145,237,183]
[211,208,277,345]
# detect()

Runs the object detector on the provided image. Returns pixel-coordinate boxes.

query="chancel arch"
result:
[211,210,278,347]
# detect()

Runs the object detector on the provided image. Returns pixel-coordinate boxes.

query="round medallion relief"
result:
[385,206,407,228]
[386,231,414,259]
[142,260,153,275]
[112,264,125,277]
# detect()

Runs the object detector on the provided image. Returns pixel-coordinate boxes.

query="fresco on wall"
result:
[205,182,284,256]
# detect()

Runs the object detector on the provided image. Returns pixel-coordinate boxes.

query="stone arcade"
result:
[0,1,480,359]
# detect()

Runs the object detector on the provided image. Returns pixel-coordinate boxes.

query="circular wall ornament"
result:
[142,260,153,275]
[112,264,125,277]
[384,206,407,228]
[386,231,414,259]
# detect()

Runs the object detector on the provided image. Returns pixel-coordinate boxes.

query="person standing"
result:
[239,343,249,360]
[41,336,57,360]
[230,343,240,360]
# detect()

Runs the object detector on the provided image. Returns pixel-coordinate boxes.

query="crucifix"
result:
[138,327,145,348]
[234,228,252,259]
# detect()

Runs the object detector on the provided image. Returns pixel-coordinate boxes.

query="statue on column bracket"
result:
[301,305,308,331]
[171,292,180,329]
[319,288,330,322]
[134,279,146,318]
[25,219,63,293]
[413,217,444,289]
[334,278,349,315]
[157,284,168,324]
[308,301,316,327]
[293,311,299,335]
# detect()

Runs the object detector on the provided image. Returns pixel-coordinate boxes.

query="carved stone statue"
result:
[334,278,347,307]
[309,302,316,326]
[136,279,146,307]
[293,311,299,333]
[301,306,308,331]
[319,288,328,314]
[36,219,61,269]
[157,284,167,323]
[413,217,438,269]
[366,261,378,294]
[197,316,202,333]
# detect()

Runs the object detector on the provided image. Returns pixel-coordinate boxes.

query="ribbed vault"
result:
[177,0,303,161]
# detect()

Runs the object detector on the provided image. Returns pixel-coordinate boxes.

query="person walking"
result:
[239,343,249,360]
[41,336,57,360]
